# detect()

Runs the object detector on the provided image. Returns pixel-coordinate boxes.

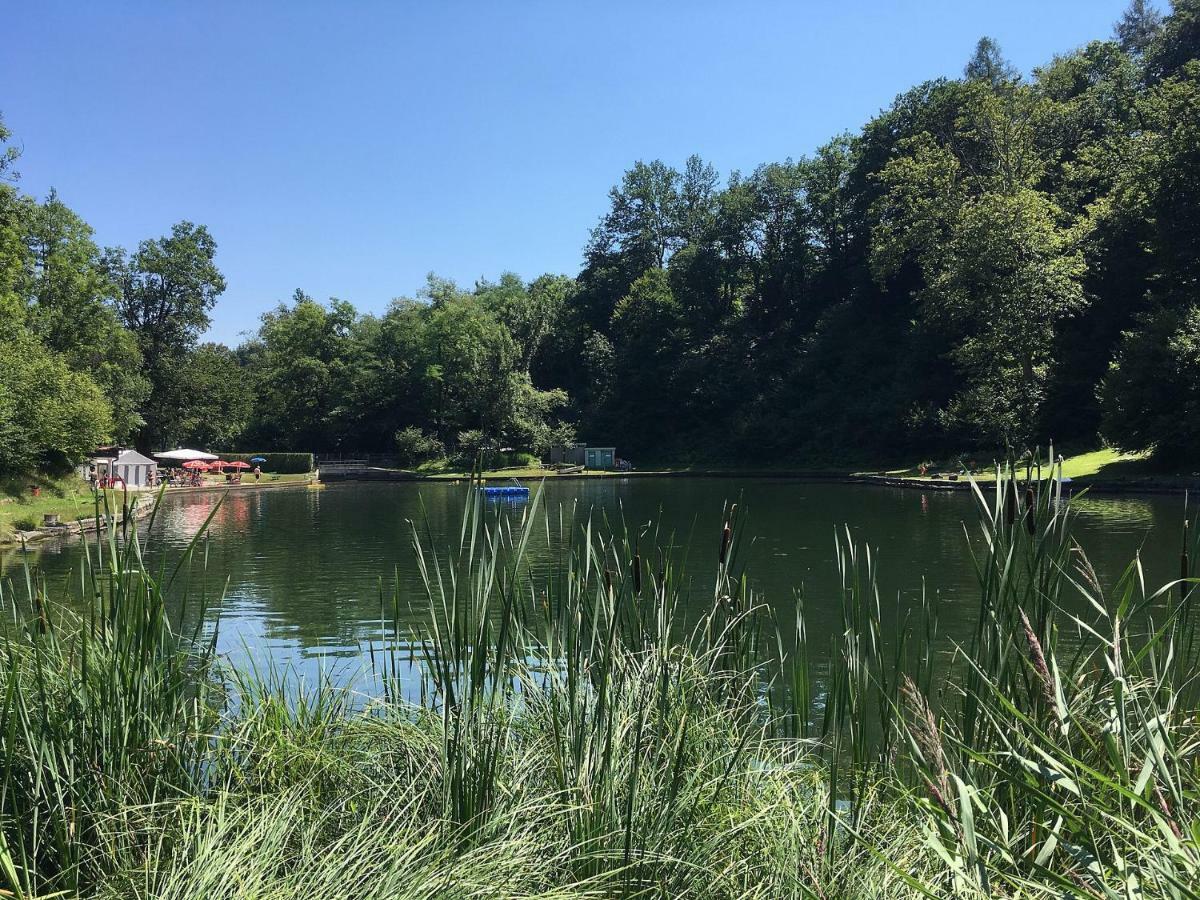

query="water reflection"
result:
[1,480,1184,687]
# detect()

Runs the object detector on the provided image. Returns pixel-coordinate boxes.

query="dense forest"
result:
[2,0,1198,476]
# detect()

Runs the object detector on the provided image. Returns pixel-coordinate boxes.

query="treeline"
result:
[2,0,1198,475]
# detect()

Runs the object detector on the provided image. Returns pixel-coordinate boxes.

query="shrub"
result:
[394,427,445,466]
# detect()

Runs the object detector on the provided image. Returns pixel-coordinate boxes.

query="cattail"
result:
[1004,480,1017,526]
[34,590,48,636]
[1024,487,1036,536]
[900,675,953,818]
[1019,608,1056,710]
[719,523,731,565]
[603,568,612,593]
[631,553,642,595]
[1180,522,1190,604]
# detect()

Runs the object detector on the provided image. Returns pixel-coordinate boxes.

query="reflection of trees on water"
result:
[9,482,1190,691]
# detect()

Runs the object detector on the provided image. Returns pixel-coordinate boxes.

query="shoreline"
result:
[7,463,1189,549]
[1,478,316,548]
[329,466,1200,497]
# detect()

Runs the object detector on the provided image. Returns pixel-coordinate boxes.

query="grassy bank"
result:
[1,465,1198,897]
[0,475,117,540]
[416,445,1181,486]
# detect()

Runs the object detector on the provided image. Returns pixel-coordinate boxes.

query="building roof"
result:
[114,449,157,466]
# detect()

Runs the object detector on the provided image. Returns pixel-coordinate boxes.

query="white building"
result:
[92,449,158,488]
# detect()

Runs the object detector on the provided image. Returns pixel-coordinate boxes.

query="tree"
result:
[964,37,1020,87]
[1144,0,1200,80]
[872,86,1087,446]
[603,269,687,449]
[1116,0,1164,55]
[25,192,149,441]
[484,272,571,375]
[589,160,683,269]
[245,291,356,451]
[394,426,444,466]
[107,221,226,448]
[1100,305,1200,460]
[171,343,253,449]
[0,331,112,476]
[0,112,19,184]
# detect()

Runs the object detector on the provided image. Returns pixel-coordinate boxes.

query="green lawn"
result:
[408,448,1187,484]
[870,447,1163,483]
[0,476,121,539]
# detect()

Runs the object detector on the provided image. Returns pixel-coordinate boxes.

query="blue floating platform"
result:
[481,485,530,497]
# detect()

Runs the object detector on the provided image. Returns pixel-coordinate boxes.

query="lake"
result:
[1,479,1185,685]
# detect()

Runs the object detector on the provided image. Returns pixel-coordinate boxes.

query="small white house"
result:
[93,449,158,488]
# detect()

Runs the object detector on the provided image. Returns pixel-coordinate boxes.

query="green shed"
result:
[584,447,616,469]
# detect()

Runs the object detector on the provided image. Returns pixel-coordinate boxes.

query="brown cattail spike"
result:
[1019,608,1055,710]
[1024,487,1036,536]
[900,676,954,820]
[632,554,642,595]
[719,523,731,566]
[1181,550,1190,605]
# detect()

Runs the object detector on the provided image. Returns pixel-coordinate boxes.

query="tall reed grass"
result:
[0,458,1195,898]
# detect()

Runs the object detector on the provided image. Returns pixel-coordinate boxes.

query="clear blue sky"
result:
[4,0,1134,344]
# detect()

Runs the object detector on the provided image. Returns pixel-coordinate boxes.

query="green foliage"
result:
[393,425,444,466]
[107,221,227,449]
[1116,0,1164,55]
[0,331,112,477]
[1101,304,1200,460]
[964,36,1020,86]
[242,290,357,451]
[23,192,149,442]
[170,343,253,449]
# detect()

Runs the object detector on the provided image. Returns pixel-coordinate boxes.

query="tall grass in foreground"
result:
[0,460,1196,898]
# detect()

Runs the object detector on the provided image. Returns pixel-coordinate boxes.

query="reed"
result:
[0,461,1195,898]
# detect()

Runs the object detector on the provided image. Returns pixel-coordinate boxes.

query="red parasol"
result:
[223,460,251,469]
[181,460,210,471]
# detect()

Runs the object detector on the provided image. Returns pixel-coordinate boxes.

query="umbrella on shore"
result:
[224,461,251,470]
[181,460,210,471]
[249,457,267,464]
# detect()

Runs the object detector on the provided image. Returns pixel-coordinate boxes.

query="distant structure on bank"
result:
[549,443,617,469]
[84,447,158,488]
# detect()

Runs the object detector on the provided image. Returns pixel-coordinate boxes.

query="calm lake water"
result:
[1,479,1186,684]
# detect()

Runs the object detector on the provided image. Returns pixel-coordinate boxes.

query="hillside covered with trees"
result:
[2,0,1198,475]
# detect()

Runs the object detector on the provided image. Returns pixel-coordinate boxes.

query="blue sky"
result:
[5,1,1134,344]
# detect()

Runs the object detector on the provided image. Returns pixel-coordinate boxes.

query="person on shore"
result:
[254,465,261,482]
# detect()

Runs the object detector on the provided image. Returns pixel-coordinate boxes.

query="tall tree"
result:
[1116,0,1164,54]
[964,37,1020,87]
[25,192,149,441]
[107,222,226,448]
[172,343,253,449]
[245,291,356,451]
